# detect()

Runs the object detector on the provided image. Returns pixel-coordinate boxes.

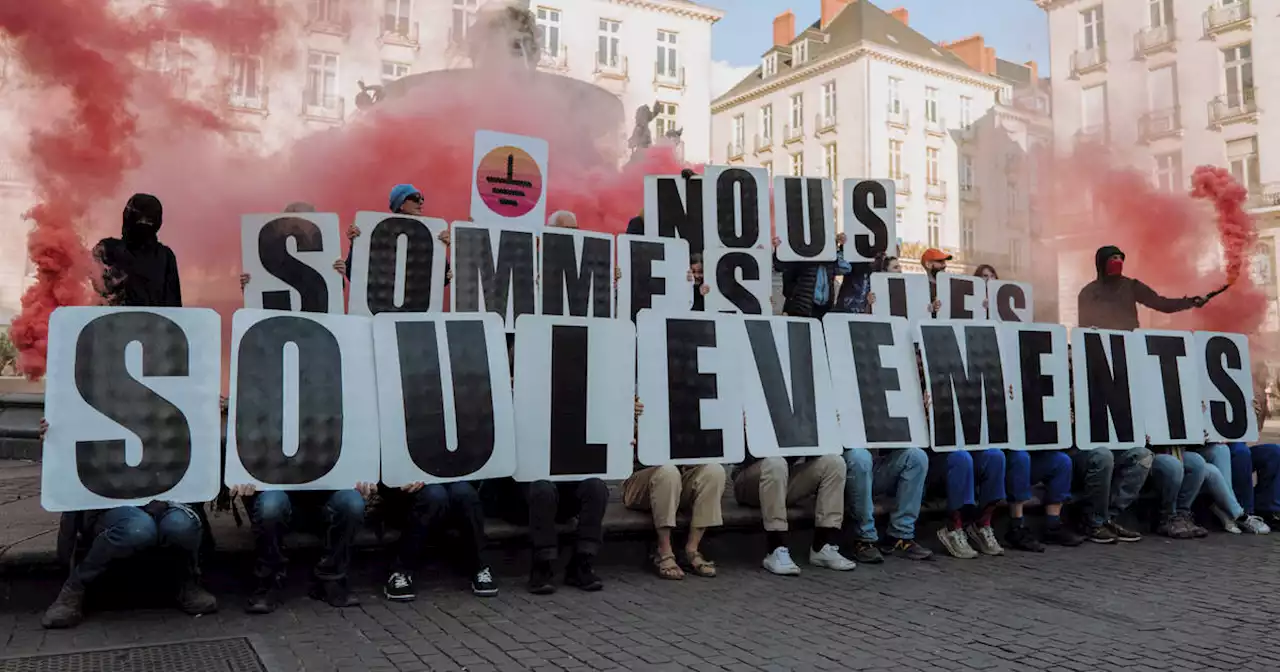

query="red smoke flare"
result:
[1190,164,1256,286]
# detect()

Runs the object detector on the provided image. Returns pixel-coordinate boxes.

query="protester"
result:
[690,253,706,311]
[1148,449,1209,539]
[774,232,851,318]
[732,452,855,574]
[1076,245,1205,330]
[842,446,933,562]
[974,264,999,281]
[1224,442,1280,528]
[379,481,497,599]
[1070,446,1152,543]
[548,210,578,228]
[623,399,724,579]
[920,248,947,314]
[928,447,1007,558]
[1004,450,1085,551]
[93,193,182,307]
[1193,443,1270,534]
[338,184,452,284]
[833,253,880,314]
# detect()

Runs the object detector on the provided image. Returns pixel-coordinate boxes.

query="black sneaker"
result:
[245,576,281,615]
[880,537,934,561]
[1004,525,1045,553]
[1042,525,1085,547]
[309,578,359,608]
[850,540,885,564]
[384,571,415,601]
[1258,511,1280,528]
[471,567,498,597]
[527,560,556,595]
[176,580,218,615]
[564,554,603,592]
[1084,524,1118,544]
[1104,520,1142,542]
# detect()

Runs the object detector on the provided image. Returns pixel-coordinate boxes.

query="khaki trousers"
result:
[733,456,845,532]
[621,465,726,529]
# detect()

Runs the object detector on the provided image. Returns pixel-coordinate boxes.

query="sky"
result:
[708,0,1050,97]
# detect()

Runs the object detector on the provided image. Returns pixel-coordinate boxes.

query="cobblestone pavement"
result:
[3,531,1280,672]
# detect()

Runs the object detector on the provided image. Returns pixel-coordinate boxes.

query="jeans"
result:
[1006,450,1073,504]
[251,490,366,581]
[484,479,608,561]
[71,504,203,589]
[844,448,927,541]
[1150,452,1207,516]
[1194,444,1244,519]
[928,449,1006,512]
[1071,447,1153,526]
[394,482,486,574]
[1230,443,1280,514]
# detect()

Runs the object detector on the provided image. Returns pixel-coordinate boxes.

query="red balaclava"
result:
[1105,257,1124,276]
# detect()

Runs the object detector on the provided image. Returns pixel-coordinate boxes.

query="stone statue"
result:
[468,0,539,70]
[354,80,385,110]
[628,101,660,158]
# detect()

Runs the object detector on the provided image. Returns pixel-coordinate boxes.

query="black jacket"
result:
[1076,245,1195,330]
[777,254,844,317]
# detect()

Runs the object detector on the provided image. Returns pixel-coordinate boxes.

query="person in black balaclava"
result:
[93,193,182,307]
[1076,245,1205,330]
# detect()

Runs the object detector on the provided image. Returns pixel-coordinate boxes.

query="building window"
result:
[308,0,341,24]
[961,218,975,253]
[822,81,837,119]
[960,96,972,128]
[1008,184,1020,214]
[1148,64,1176,111]
[927,213,942,247]
[1010,240,1024,271]
[1081,5,1105,51]
[535,7,561,57]
[794,39,809,65]
[790,93,804,131]
[1223,43,1253,108]
[1149,0,1173,28]
[383,0,412,37]
[451,0,477,43]
[824,143,838,183]
[1153,152,1181,191]
[960,155,974,190]
[598,19,622,68]
[306,51,340,109]
[790,152,804,177]
[924,87,938,123]
[382,60,409,84]
[230,50,263,106]
[1228,136,1260,194]
[656,30,678,79]
[763,53,777,78]
[731,114,745,152]
[762,161,773,178]
[888,77,902,114]
[760,105,773,142]
[1082,84,1107,133]
[149,31,186,76]
[655,102,678,139]
[889,140,903,178]
[926,147,940,185]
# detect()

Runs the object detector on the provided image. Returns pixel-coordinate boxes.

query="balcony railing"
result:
[306,12,351,37]
[1135,22,1176,56]
[0,160,27,185]
[726,141,745,161]
[1255,183,1280,210]
[1138,106,1181,142]
[1070,45,1107,77]
[957,125,976,143]
[783,123,804,144]
[379,20,420,48]
[926,180,947,201]
[893,174,911,195]
[302,93,344,122]
[593,54,628,79]
[538,45,568,71]
[960,184,979,202]
[1204,0,1251,36]
[229,85,269,113]
[815,112,836,133]
[886,104,909,129]
[1075,124,1108,144]
[754,133,773,153]
[655,66,685,90]
[925,115,946,136]
[1208,88,1257,126]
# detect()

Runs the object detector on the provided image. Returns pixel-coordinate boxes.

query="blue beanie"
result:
[389,184,421,213]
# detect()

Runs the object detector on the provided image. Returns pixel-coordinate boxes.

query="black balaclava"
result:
[122,193,163,247]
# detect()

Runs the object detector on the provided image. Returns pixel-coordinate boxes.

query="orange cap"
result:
[920,248,952,264]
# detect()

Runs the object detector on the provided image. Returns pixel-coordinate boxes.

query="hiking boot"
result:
[1043,525,1085,547]
[471,567,498,597]
[1158,514,1194,539]
[965,523,1005,556]
[1211,504,1242,534]
[527,560,556,595]
[41,581,85,629]
[384,571,415,601]
[1184,514,1209,538]
[176,580,218,615]
[309,578,359,608]
[936,527,978,559]
[849,540,884,564]
[1104,520,1142,542]
[1240,514,1272,535]
[1003,525,1045,553]
[1084,524,1117,544]
[246,576,282,614]
[880,537,934,561]
[564,554,603,591]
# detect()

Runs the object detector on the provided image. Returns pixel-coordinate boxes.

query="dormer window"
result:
[794,39,809,64]
[763,53,778,77]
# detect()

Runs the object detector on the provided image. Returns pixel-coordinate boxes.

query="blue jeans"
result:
[71,504,203,589]
[1230,443,1280,514]
[1194,444,1244,519]
[928,449,1006,512]
[1150,452,1207,516]
[1006,450,1072,504]
[843,448,927,541]
[394,482,485,574]
[251,490,366,581]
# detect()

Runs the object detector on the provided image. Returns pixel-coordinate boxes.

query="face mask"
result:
[1105,258,1124,276]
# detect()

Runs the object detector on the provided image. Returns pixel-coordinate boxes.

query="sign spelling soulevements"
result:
[997,323,1071,450]
[1128,330,1204,445]
[703,248,772,314]
[42,308,223,512]
[636,311,746,466]
[642,174,704,253]
[702,165,770,251]
[1195,331,1259,442]
[822,313,929,449]
[372,313,516,486]
[988,280,1033,322]
[241,213,345,314]
[869,272,932,327]
[540,228,614,318]
[773,177,836,262]
[348,211,448,316]
[917,320,1013,451]
[1071,328,1144,450]
[730,316,841,458]
[450,222,539,331]
[225,310,380,490]
[936,273,988,321]
[616,234,693,321]
[842,179,897,263]
[513,316,637,481]
[470,130,549,230]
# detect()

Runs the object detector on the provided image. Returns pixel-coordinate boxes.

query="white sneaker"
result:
[1211,504,1242,534]
[762,547,801,576]
[937,527,979,559]
[1240,514,1272,535]
[809,544,857,571]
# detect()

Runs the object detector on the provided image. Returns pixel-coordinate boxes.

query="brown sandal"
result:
[684,551,717,578]
[652,552,685,580]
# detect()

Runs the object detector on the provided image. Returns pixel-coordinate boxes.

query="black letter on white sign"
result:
[921,325,1008,446]
[1083,333,1136,444]
[627,241,666,321]
[1146,335,1190,441]
[259,217,329,312]
[1018,331,1058,446]
[781,178,826,258]
[665,319,724,460]
[542,232,611,317]
[715,252,763,314]
[549,325,606,475]
[994,284,1027,322]
[454,228,536,317]
[713,169,761,248]
[949,280,976,320]
[850,181,890,259]
[365,216,436,313]
[657,177,704,253]
[746,321,818,447]
[1204,336,1248,438]
[848,321,911,443]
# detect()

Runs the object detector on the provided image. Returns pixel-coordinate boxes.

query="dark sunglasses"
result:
[405,194,423,204]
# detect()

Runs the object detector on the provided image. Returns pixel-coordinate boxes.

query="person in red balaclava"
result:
[1076,245,1206,330]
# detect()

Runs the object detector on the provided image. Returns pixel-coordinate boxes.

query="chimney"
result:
[773,10,795,47]
[888,7,909,25]
[1025,60,1039,81]
[821,0,851,30]
[940,34,995,75]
